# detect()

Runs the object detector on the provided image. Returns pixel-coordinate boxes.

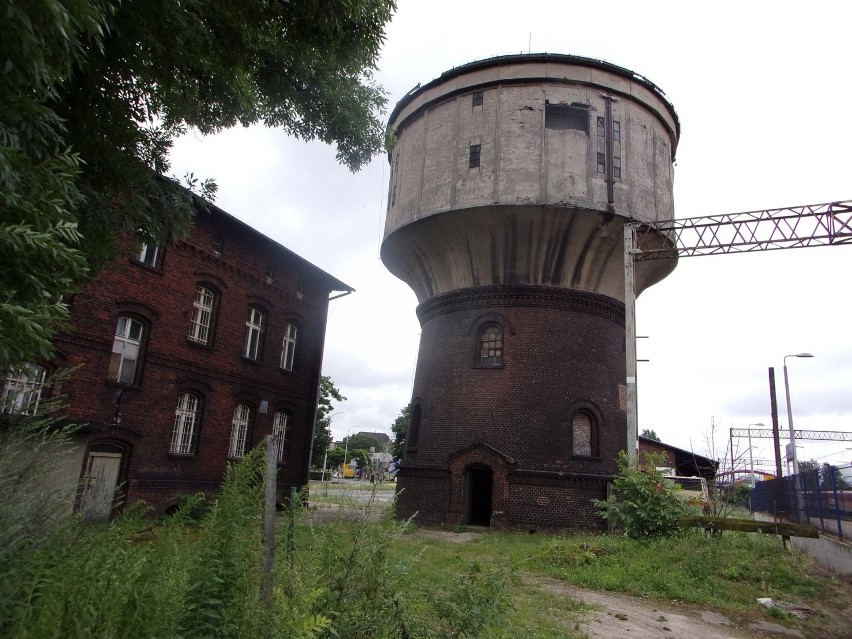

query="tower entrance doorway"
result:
[466,466,493,526]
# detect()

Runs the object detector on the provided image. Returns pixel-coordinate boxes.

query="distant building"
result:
[638,436,718,480]
[3,201,351,520]
[356,431,391,447]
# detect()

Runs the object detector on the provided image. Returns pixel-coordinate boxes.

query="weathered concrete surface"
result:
[754,512,852,575]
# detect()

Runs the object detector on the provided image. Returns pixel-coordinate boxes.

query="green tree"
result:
[343,433,380,452]
[1,0,396,370]
[391,402,411,459]
[640,428,661,442]
[311,376,346,467]
[594,451,690,539]
[324,447,345,470]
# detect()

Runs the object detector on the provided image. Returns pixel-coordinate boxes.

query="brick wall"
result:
[54,206,346,515]
[395,285,624,529]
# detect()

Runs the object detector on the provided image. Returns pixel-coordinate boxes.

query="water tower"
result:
[382,54,679,529]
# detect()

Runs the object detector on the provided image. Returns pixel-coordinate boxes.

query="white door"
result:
[80,452,122,522]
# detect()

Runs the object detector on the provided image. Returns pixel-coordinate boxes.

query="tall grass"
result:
[0,444,513,638]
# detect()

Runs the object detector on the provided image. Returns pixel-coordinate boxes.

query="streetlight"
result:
[342,424,356,479]
[783,353,814,476]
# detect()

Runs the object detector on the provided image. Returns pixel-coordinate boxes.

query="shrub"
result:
[594,451,690,539]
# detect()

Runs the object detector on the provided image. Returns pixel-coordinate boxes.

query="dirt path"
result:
[528,574,804,639]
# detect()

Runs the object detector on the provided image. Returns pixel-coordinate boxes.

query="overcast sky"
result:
[169,0,852,472]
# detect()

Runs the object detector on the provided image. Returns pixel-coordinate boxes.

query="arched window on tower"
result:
[571,410,598,458]
[407,404,422,451]
[479,324,503,367]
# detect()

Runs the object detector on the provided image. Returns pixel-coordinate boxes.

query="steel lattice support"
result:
[623,199,852,461]
[633,200,852,261]
[730,428,852,441]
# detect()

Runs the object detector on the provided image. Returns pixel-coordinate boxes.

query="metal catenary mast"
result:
[624,199,852,461]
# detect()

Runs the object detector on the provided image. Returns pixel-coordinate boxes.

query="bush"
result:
[594,451,691,539]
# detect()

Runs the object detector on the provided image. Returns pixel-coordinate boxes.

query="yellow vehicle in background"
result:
[341,463,355,479]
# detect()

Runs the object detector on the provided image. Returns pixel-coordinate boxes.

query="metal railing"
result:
[750,463,851,540]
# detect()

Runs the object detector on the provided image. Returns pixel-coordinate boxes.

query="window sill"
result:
[241,356,265,366]
[168,453,198,460]
[130,258,164,274]
[186,339,215,351]
[472,363,505,370]
[105,380,141,391]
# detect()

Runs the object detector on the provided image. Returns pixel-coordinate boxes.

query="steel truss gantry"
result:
[624,200,852,460]
[729,428,852,442]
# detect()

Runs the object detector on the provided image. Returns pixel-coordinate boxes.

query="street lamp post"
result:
[783,353,814,476]
[342,424,356,479]
[320,412,343,482]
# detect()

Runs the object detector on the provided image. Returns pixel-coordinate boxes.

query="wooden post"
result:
[261,435,278,606]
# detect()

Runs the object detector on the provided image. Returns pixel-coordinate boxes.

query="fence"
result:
[750,463,851,540]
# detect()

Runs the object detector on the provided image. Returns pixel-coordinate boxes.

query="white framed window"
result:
[272,410,291,463]
[244,307,265,360]
[188,286,215,345]
[1,363,47,415]
[229,403,252,458]
[109,316,144,384]
[137,243,160,268]
[171,392,200,455]
[280,322,298,371]
[479,325,503,366]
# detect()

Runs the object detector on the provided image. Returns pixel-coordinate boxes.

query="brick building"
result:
[6,202,351,520]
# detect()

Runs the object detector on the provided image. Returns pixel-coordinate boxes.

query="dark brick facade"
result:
[52,204,350,517]
[395,285,626,530]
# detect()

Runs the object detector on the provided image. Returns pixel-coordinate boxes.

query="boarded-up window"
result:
[572,412,593,457]
[545,102,589,133]
[408,404,422,450]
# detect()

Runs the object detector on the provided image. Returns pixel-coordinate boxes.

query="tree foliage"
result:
[311,375,346,466]
[344,433,380,453]
[799,460,852,490]
[390,402,410,459]
[640,428,661,442]
[594,451,691,539]
[1,0,396,370]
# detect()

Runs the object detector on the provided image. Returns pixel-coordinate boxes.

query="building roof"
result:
[204,200,354,295]
[389,52,680,145]
[356,431,390,444]
[639,436,718,480]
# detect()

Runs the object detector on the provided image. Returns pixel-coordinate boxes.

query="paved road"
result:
[309,481,396,503]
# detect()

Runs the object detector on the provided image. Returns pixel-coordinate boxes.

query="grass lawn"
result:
[295,498,852,639]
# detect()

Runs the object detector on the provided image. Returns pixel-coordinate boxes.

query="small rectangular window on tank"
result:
[613,120,621,142]
[613,156,622,179]
[545,102,589,133]
[469,144,481,169]
[472,90,483,107]
[596,116,605,137]
[596,152,606,174]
